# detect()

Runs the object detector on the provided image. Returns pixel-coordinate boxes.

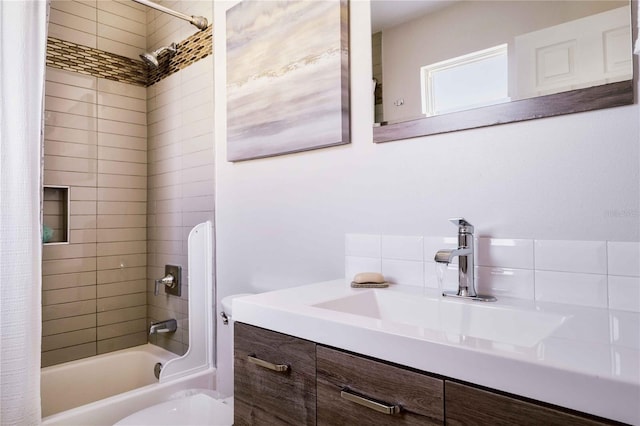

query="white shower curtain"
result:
[0,0,48,424]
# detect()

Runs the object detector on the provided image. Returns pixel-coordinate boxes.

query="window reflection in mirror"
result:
[372,0,633,126]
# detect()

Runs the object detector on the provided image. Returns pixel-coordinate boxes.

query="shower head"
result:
[139,43,178,69]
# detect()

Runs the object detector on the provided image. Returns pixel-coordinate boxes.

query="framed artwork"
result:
[226,0,349,161]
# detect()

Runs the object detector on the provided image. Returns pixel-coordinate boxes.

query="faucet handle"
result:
[449,217,474,233]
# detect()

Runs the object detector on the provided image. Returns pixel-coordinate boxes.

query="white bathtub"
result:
[41,344,217,426]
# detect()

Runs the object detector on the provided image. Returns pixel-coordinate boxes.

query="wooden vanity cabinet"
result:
[445,381,613,426]
[317,346,444,425]
[234,323,317,425]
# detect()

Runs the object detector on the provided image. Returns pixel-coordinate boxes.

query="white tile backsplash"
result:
[476,267,534,300]
[381,235,423,261]
[608,276,640,312]
[345,234,381,258]
[476,238,534,269]
[535,271,608,308]
[345,233,638,310]
[610,311,640,349]
[382,259,424,287]
[534,240,607,274]
[607,242,640,277]
[345,256,381,282]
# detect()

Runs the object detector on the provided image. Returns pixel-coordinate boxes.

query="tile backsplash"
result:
[345,233,640,312]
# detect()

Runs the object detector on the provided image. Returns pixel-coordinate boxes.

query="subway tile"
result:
[43,286,97,306]
[51,0,97,23]
[345,256,381,282]
[535,240,607,274]
[45,141,97,162]
[181,195,214,213]
[97,332,147,354]
[612,346,640,379]
[45,111,97,132]
[476,238,534,269]
[98,201,147,215]
[44,169,97,188]
[98,173,146,189]
[43,257,97,275]
[97,105,146,125]
[46,66,96,89]
[42,299,96,321]
[43,314,96,336]
[68,214,97,230]
[97,319,146,341]
[97,92,146,112]
[97,214,146,229]
[97,241,146,257]
[46,82,96,104]
[96,253,146,270]
[49,8,96,35]
[98,36,143,60]
[42,328,96,351]
[97,23,145,48]
[70,200,97,215]
[47,22,97,48]
[97,305,146,326]
[381,235,423,261]
[45,96,97,118]
[41,342,96,368]
[476,267,535,300]
[608,242,640,277]
[70,187,97,201]
[42,243,97,260]
[181,134,213,155]
[423,237,458,262]
[535,271,608,308]
[97,266,146,284]
[98,119,146,138]
[98,145,146,163]
[180,117,212,140]
[345,234,381,258]
[97,133,146,151]
[97,187,146,201]
[381,259,424,287]
[98,78,146,99]
[96,227,146,243]
[43,271,96,291]
[608,276,640,312]
[97,293,146,312]
[98,160,146,176]
[69,229,98,243]
[97,9,145,37]
[610,310,640,349]
[97,279,146,298]
[96,0,146,24]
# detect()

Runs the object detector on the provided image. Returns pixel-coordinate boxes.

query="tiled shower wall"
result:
[146,1,214,356]
[42,0,149,367]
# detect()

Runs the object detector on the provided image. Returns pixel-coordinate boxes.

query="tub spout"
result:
[149,319,177,335]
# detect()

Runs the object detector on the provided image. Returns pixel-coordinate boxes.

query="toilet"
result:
[113,293,252,426]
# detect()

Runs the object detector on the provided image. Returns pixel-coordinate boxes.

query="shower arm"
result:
[130,0,208,31]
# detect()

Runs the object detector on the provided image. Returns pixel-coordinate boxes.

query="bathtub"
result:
[41,344,217,426]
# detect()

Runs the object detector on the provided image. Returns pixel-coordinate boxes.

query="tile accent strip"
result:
[45,25,213,87]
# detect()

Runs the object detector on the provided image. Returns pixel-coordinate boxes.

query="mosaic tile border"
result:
[46,25,212,87]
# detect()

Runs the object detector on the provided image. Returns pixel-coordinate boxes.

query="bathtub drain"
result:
[154,362,162,380]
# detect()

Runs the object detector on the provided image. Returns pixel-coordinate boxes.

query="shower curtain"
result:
[0,0,48,424]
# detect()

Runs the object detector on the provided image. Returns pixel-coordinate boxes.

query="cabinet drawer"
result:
[445,381,614,426]
[234,323,316,426]
[317,346,444,425]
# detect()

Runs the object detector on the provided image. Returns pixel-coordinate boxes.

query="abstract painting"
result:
[226,0,349,161]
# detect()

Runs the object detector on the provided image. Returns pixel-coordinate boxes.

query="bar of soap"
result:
[352,272,385,284]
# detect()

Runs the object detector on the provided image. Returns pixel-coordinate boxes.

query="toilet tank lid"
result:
[221,293,254,318]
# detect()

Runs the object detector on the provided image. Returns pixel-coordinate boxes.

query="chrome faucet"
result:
[149,318,177,335]
[434,218,496,302]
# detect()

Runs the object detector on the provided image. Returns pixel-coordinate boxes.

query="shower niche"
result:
[43,185,69,244]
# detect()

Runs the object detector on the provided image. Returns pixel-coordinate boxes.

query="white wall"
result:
[214,0,639,395]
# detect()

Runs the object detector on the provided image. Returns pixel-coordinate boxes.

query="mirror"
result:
[371,0,634,143]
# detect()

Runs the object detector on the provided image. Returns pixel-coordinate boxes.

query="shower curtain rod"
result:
[130,0,208,30]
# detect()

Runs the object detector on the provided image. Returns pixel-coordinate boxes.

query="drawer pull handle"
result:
[247,355,289,372]
[340,389,401,415]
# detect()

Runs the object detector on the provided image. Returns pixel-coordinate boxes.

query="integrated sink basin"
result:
[313,290,569,348]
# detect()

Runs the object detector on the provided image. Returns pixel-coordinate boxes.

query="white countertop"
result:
[233,279,640,425]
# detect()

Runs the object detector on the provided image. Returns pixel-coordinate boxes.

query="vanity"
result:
[232,280,639,425]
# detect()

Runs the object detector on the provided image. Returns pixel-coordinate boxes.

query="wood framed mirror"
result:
[371,0,635,143]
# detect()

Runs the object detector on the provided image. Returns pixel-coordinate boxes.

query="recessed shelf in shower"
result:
[43,185,69,244]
